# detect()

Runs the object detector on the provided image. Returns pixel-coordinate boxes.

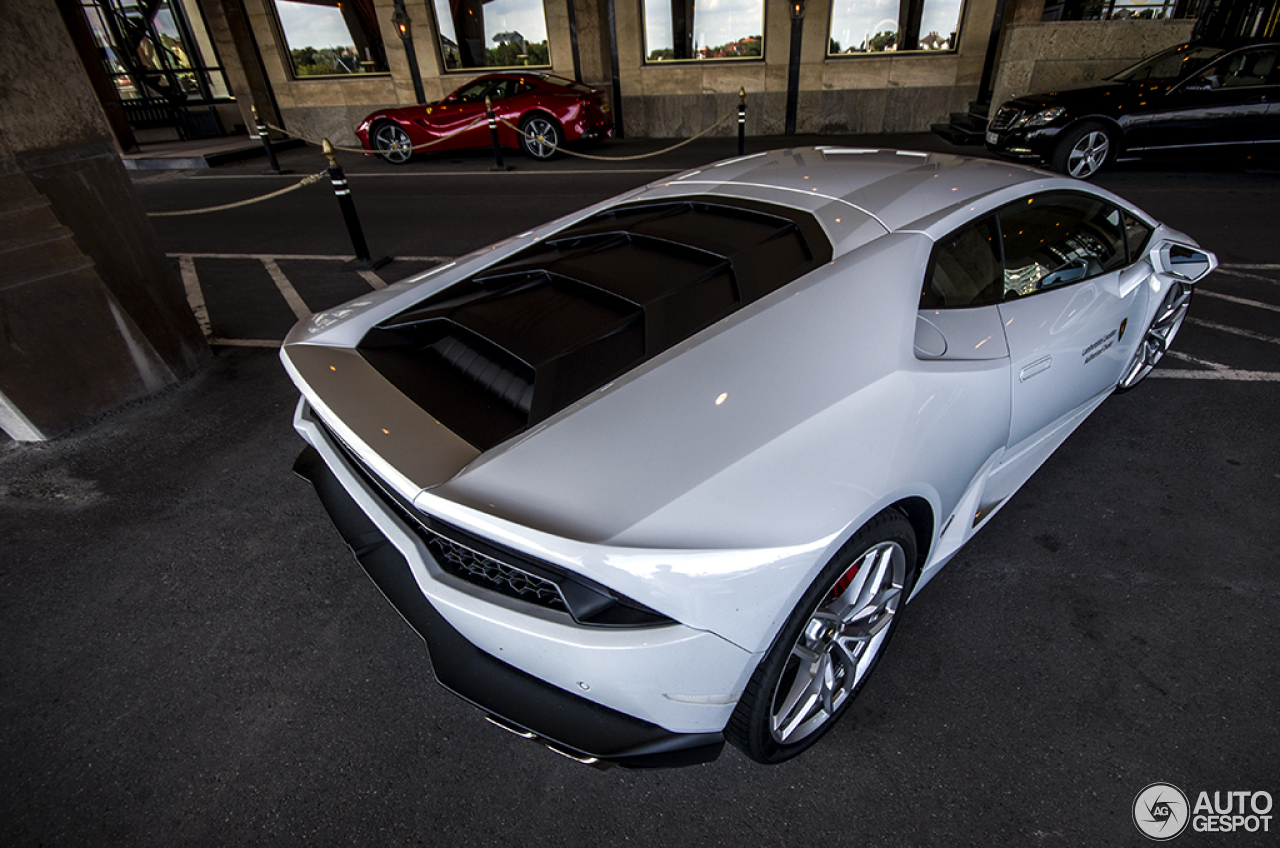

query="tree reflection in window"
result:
[642,0,763,62]
[432,0,551,70]
[272,0,388,77]
[828,0,964,55]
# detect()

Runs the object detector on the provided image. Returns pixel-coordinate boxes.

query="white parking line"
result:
[208,338,280,348]
[1153,368,1280,382]
[1212,267,1280,286]
[187,169,673,180]
[1186,317,1280,347]
[167,252,450,262]
[172,251,425,346]
[178,255,210,338]
[1196,290,1280,314]
[262,258,311,319]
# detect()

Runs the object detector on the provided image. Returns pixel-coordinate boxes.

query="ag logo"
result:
[1119,317,1128,341]
[1134,783,1190,840]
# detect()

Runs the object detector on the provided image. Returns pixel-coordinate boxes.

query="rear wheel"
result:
[727,510,917,764]
[1049,122,1114,180]
[373,122,412,165]
[519,115,562,160]
[1117,281,1192,391]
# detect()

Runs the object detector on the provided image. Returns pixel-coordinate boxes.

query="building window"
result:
[1041,0,1182,21]
[271,0,389,77]
[432,0,552,70]
[81,0,231,103]
[828,0,964,54]
[642,0,764,62]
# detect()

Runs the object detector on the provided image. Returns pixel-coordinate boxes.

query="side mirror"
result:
[1153,243,1217,283]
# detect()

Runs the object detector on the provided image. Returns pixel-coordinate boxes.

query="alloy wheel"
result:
[1066,130,1111,179]
[521,117,560,159]
[768,541,907,744]
[1118,282,1192,390]
[374,124,412,164]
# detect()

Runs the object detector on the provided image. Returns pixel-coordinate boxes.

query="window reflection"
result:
[80,0,231,103]
[998,194,1125,297]
[828,0,963,55]
[433,0,551,70]
[643,0,763,62]
[271,0,388,77]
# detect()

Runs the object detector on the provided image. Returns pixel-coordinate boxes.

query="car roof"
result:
[644,147,1060,245]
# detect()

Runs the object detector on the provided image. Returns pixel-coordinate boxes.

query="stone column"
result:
[0,0,210,441]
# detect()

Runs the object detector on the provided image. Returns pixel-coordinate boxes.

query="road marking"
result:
[178,255,210,338]
[1219,263,1280,270]
[1196,290,1280,314]
[166,252,450,262]
[1212,267,1280,286]
[358,269,387,289]
[209,338,280,348]
[262,258,311,319]
[187,169,674,180]
[1166,350,1227,370]
[1187,317,1280,346]
[1153,368,1280,382]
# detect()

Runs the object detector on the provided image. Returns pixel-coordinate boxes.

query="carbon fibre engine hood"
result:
[428,232,928,548]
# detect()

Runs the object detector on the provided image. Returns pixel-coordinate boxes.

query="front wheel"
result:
[726,510,917,764]
[1117,282,1192,391]
[519,115,563,160]
[373,122,413,165]
[1049,122,1114,180]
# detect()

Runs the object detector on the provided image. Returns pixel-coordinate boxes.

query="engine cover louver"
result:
[358,196,833,450]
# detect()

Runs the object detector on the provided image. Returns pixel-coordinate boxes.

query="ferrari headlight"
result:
[1013,106,1067,128]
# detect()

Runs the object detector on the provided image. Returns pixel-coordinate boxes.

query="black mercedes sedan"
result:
[985,39,1280,178]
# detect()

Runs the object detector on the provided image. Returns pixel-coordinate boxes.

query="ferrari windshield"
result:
[1109,44,1226,83]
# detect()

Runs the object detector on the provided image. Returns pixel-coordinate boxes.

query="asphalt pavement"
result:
[2,133,1278,846]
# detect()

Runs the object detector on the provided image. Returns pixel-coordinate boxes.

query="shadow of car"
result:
[985,39,1280,178]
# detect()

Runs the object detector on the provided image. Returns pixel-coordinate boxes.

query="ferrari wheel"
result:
[1117,281,1192,391]
[373,123,413,165]
[1049,122,1114,180]
[519,115,562,160]
[727,510,916,764]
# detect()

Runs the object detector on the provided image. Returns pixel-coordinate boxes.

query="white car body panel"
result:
[281,147,1217,758]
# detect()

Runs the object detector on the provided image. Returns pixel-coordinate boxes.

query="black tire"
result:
[372,122,412,165]
[726,509,918,764]
[518,114,563,160]
[1048,122,1115,180]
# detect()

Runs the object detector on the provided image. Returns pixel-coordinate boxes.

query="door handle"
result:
[1020,355,1052,382]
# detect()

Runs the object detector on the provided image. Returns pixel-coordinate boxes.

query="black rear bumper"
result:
[293,445,725,768]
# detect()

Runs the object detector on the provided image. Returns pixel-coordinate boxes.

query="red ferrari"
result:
[355,72,614,163]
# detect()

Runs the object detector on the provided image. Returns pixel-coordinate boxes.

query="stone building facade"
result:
[71,0,1228,150]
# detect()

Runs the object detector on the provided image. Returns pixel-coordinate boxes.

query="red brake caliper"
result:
[829,556,862,602]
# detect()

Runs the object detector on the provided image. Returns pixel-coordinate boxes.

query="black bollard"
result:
[486,95,511,172]
[738,87,746,156]
[253,104,292,176]
[323,139,390,272]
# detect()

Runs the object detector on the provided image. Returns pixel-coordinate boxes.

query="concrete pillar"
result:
[0,0,210,441]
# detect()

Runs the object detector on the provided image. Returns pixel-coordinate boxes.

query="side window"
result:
[452,81,491,102]
[1123,212,1154,263]
[1207,48,1279,88]
[997,193,1126,299]
[920,216,1002,309]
